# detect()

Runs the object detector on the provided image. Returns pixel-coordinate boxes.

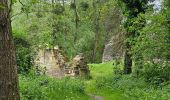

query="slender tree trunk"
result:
[51,0,55,48]
[124,42,132,74]
[92,0,100,63]
[92,19,99,63]
[73,0,79,42]
[0,0,20,99]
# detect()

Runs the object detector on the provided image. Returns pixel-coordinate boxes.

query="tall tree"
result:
[0,0,20,99]
[74,0,79,42]
[92,0,100,62]
[120,0,148,74]
[71,0,79,42]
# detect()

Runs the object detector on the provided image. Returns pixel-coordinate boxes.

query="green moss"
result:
[0,3,5,10]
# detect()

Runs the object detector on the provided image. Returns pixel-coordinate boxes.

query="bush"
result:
[143,62,170,85]
[94,74,170,100]
[95,75,114,89]
[14,34,34,74]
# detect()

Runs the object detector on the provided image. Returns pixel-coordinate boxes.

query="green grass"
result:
[88,61,115,78]
[86,61,127,100]
[87,61,170,100]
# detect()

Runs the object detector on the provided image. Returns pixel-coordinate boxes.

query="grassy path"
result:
[88,94,104,100]
[85,62,127,100]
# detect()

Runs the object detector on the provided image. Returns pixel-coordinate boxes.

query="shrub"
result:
[143,62,170,85]
[14,33,34,74]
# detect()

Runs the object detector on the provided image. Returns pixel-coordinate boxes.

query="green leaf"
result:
[12,0,17,4]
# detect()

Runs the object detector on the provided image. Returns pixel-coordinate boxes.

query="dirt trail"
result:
[88,94,104,100]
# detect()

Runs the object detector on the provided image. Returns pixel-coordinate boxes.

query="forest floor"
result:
[19,61,170,100]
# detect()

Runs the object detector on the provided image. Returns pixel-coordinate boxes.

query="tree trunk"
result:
[124,42,132,74]
[92,0,100,63]
[0,0,20,99]
[92,22,99,63]
[73,0,79,42]
[51,0,56,48]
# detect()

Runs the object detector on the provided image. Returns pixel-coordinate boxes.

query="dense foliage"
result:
[10,0,170,99]
[132,0,170,83]
[117,0,170,84]
[13,30,33,74]
[12,0,121,63]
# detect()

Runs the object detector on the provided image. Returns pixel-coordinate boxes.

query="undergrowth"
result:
[19,61,170,100]
[19,74,90,100]
[88,61,170,100]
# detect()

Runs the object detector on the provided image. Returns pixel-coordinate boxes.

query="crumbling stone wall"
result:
[35,48,90,77]
[35,47,65,77]
[71,53,90,77]
[64,53,90,77]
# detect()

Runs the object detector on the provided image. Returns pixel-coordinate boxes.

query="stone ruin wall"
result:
[102,32,125,63]
[65,54,90,77]
[35,48,65,77]
[35,48,89,78]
